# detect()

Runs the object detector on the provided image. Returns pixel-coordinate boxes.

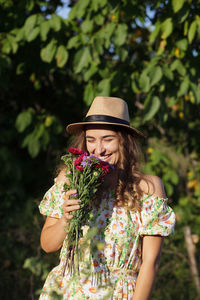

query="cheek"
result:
[86,142,93,154]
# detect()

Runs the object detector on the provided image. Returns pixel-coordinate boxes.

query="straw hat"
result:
[66,96,144,137]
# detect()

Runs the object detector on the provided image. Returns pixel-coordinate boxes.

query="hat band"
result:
[85,114,129,126]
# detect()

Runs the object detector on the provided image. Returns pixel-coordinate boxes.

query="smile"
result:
[98,154,112,161]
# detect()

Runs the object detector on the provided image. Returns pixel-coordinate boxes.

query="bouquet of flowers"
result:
[61,147,114,275]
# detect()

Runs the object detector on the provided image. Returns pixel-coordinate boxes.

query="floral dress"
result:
[39,182,176,300]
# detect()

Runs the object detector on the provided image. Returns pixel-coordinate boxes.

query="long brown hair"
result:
[58,127,149,211]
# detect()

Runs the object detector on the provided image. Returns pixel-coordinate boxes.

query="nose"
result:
[95,140,105,156]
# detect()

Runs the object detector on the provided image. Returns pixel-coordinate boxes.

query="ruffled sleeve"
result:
[139,195,176,236]
[38,181,65,218]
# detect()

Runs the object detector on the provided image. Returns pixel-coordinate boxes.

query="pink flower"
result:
[74,154,85,165]
[76,165,84,171]
[68,147,85,155]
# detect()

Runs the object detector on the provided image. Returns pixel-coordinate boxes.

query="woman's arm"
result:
[132,235,164,300]
[132,175,166,300]
[40,171,81,253]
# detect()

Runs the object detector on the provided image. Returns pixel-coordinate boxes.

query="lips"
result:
[98,154,112,161]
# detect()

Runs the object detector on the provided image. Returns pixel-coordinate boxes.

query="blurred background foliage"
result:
[0,0,200,299]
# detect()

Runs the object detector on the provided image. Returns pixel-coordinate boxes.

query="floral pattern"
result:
[39,182,176,300]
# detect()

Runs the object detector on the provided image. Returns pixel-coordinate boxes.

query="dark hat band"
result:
[85,115,129,126]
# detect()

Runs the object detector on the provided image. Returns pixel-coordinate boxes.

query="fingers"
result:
[62,189,81,221]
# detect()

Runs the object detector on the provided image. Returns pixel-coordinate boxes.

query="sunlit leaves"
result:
[149,66,163,86]
[172,0,185,13]
[161,18,173,39]
[139,72,150,93]
[40,21,50,41]
[24,14,37,39]
[143,96,160,122]
[188,20,197,44]
[97,78,111,96]
[40,39,57,63]
[49,15,61,32]
[56,45,68,68]
[15,108,62,158]
[74,47,92,73]
[15,111,32,132]
[84,81,95,106]
[114,24,128,46]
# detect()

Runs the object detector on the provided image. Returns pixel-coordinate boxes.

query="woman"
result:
[39,96,176,300]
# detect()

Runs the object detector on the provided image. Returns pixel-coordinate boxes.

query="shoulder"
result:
[55,167,69,185]
[139,174,166,198]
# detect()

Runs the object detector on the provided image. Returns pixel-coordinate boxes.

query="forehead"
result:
[85,124,118,137]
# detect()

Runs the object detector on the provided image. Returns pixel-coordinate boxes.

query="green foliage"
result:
[1,0,200,299]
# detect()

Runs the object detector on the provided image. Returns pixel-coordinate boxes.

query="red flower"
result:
[74,154,85,165]
[94,163,111,175]
[68,147,85,155]
[76,165,84,171]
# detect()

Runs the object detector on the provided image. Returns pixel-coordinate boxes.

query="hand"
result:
[62,189,80,221]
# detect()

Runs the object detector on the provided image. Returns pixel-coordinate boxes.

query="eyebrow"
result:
[85,135,117,139]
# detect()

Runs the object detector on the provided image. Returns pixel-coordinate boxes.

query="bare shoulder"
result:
[55,167,69,184]
[139,174,167,198]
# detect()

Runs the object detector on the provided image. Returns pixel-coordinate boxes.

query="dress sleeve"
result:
[139,195,176,236]
[38,182,65,218]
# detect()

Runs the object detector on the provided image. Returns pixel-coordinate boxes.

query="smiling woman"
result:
[38,96,176,300]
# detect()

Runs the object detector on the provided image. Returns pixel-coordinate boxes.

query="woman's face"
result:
[85,126,120,165]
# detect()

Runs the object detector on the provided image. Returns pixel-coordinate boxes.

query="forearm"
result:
[40,217,69,253]
[132,261,158,300]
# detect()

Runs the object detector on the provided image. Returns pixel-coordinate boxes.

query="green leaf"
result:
[149,66,163,86]
[84,63,98,81]
[56,45,68,68]
[24,14,37,39]
[28,138,40,158]
[176,38,188,51]
[131,73,139,93]
[93,38,104,55]
[161,18,173,39]
[74,47,91,74]
[40,21,50,41]
[178,78,189,97]
[69,0,90,19]
[40,40,57,63]
[84,82,95,106]
[67,35,80,49]
[95,14,105,25]
[50,15,61,32]
[26,26,40,42]
[190,82,200,104]
[97,78,111,96]
[170,59,186,76]
[188,21,197,43]
[6,34,18,53]
[15,28,25,42]
[103,22,116,48]
[139,72,150,92]
[149,21,160,43]
[114,24,128,46]
[172,0,185,13]
[81,19,93,33]
[143,96,160,122]
[1,38,12,54]
[163,64,174,80]
[176,60,186,76]
[15,111,32,132]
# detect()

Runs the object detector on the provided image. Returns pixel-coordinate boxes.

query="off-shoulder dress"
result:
[39,182,176,300]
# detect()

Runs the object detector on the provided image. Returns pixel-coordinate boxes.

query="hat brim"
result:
[66,121,145,138]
